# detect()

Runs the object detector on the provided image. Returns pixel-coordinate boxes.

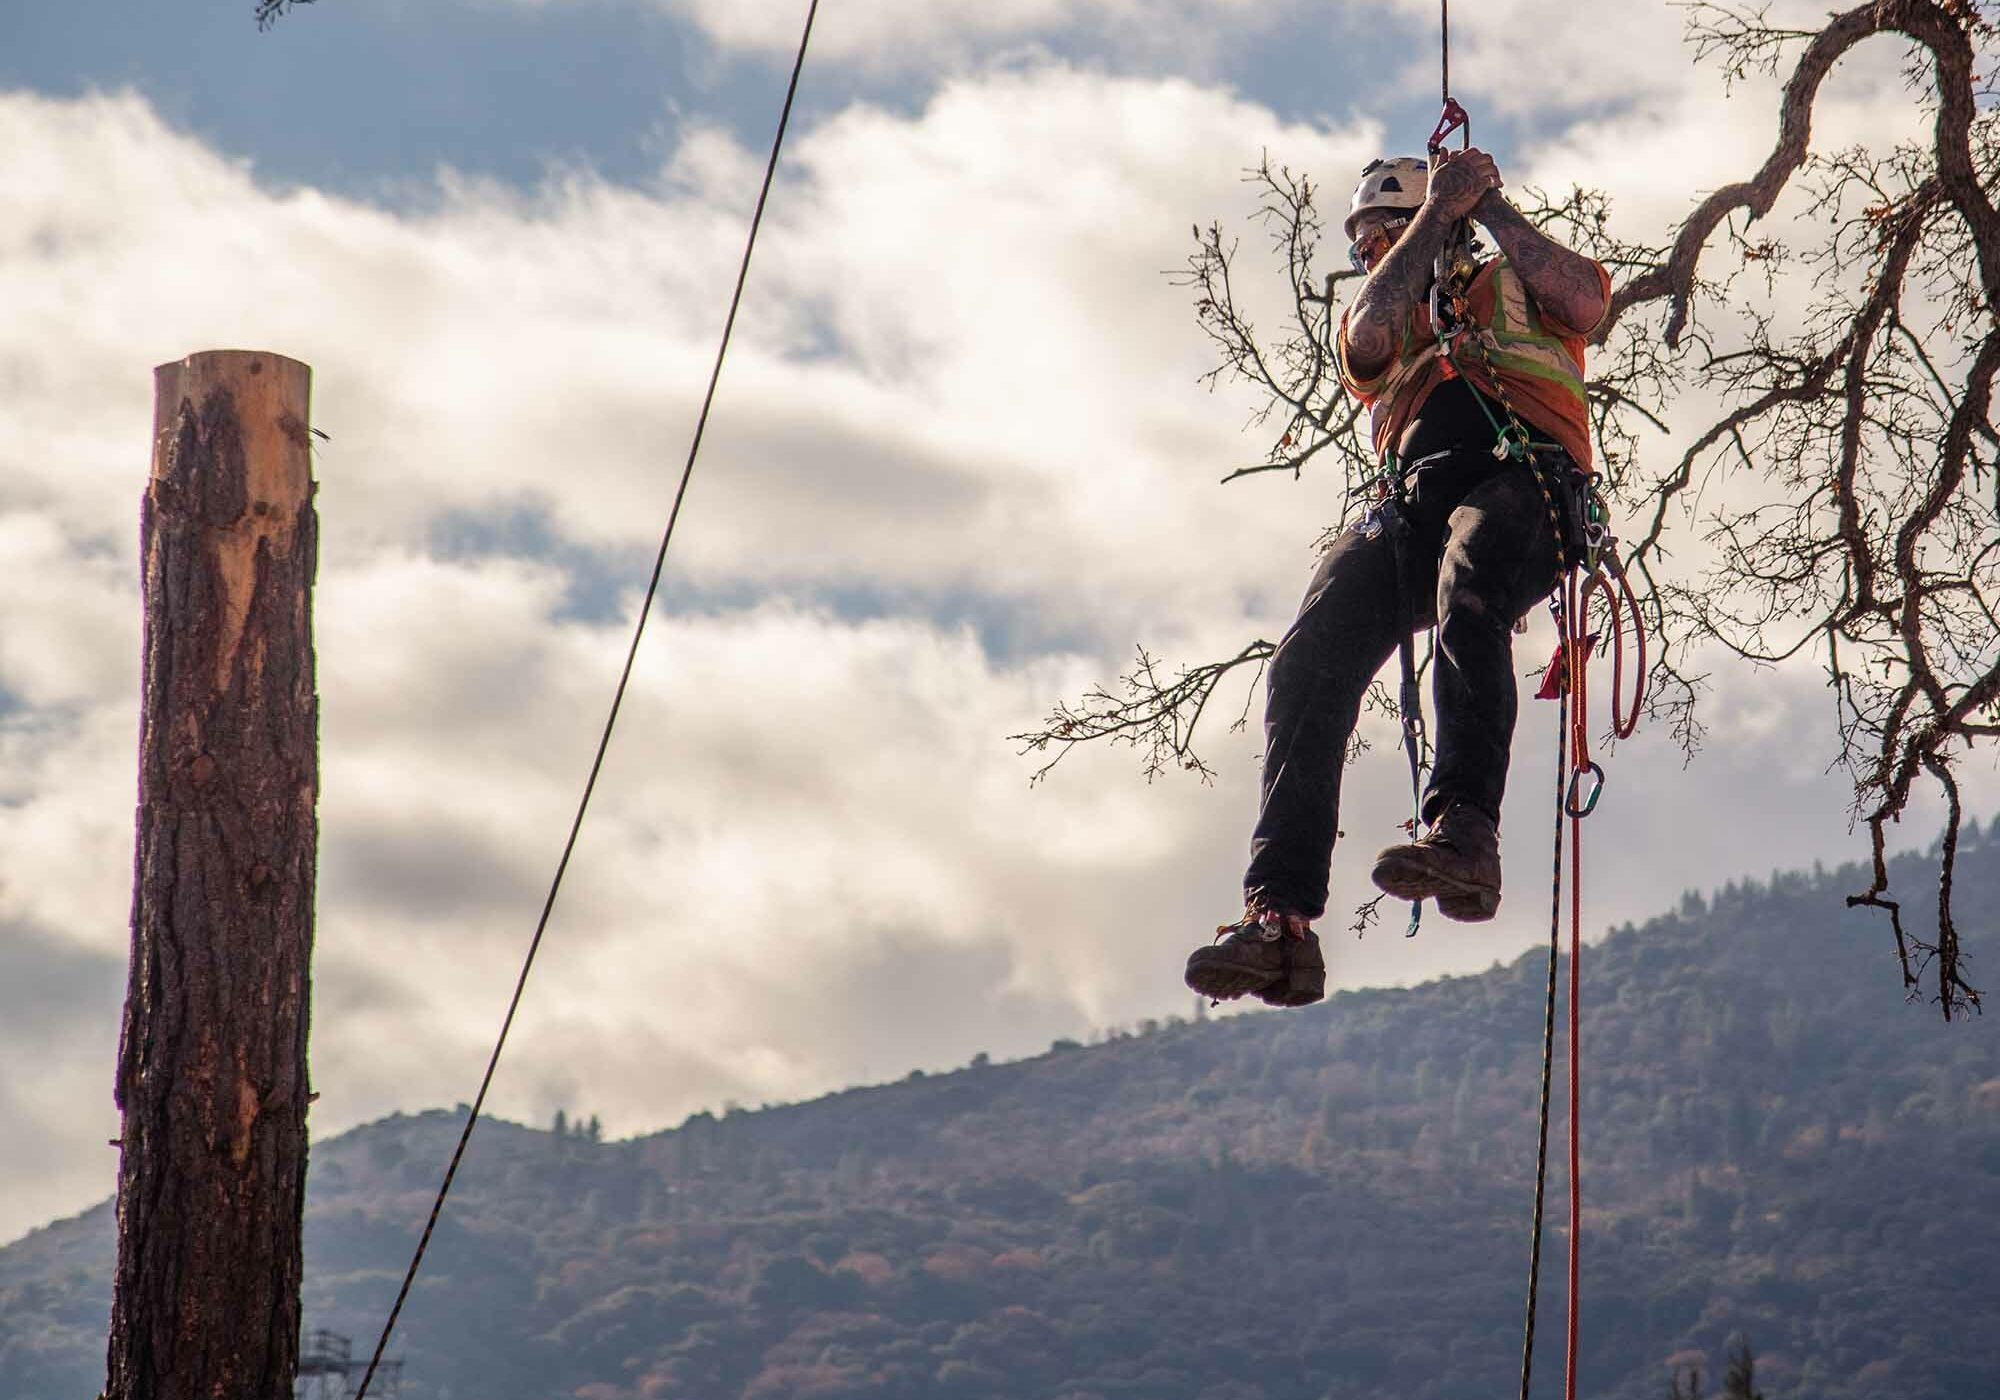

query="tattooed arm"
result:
[1473,192,1609,334]
[1343,150,1501,382]
[1342,209,1452,382]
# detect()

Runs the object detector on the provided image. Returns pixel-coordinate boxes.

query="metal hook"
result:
[1427,97,1471,156]
[1564,761,1605,818]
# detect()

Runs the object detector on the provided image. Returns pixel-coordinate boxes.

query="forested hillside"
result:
[5,835,1998,1399]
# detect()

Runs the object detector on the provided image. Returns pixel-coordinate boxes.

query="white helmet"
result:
[1344,156,1429,241]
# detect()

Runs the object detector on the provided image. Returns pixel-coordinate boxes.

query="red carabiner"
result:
[1428,97,1471,156]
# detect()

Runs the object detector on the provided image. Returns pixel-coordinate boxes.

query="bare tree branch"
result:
[254,0,314,28]
[1027,0,2000,1017]
[1010,643,1274,785]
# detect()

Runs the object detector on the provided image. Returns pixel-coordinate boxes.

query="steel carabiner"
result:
[1564,761,1605,819]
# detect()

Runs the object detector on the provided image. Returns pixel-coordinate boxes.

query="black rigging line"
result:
[1520,659,1566,1400]
[1441,0,1451,104]
[350,2,823,1394]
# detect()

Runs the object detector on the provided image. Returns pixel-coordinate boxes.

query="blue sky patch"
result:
[7,0,1563,206]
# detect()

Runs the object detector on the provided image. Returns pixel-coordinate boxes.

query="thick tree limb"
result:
[1028,1,2000,1018]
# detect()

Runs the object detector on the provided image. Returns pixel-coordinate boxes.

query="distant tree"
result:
[553,1109,569,1140]
[1722,1337,1765,1400]
[1015,0,1998,1021]
[1666,1336,1764,1399]
[254,0,313,27]
[586,1114,604,1144]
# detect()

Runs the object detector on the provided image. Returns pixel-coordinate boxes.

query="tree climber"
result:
[1184,147,1612,1009]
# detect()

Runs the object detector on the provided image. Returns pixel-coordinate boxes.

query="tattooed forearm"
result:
[1474,194,1608,333]
[1344,206,1458,381]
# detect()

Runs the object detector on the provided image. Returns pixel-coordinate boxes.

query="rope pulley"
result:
[1427,96,1471,157]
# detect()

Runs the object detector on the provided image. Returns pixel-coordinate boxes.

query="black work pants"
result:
[1244,449,1566,920]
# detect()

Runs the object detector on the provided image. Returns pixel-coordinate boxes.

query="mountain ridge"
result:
[4,834,1997,1399]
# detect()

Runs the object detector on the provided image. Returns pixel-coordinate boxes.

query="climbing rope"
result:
[348,4,822,1395]
[1409,8,1654,1394]
[1515,536,1647,1400]
[1518,598,1566,1400]
[1559,570,1590,1400]
[1429,0,1470,155]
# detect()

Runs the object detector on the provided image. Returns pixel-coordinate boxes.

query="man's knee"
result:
[1437,525,1541,634]
[1437,580,1504,641]
[1444,585,1489,619]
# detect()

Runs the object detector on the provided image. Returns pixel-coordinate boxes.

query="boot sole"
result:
[1258,972,1326,1008]
[1184,945,1325,1006]
[1371,855,1500,922]
[1434,891,1500,923]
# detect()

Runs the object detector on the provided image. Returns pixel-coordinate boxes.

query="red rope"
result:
[1565,820,1582,1400]
[1563,571,1586,1400]
[1548,547,1646,1400]
[1579,553,1646,741]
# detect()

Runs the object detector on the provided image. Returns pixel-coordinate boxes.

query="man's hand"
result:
[1426,148,1503,222]
[1342,150,1501,382]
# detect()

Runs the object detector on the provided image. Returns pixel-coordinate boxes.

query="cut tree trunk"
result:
[109,351,318,1400]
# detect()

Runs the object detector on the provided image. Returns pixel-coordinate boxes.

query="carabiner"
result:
[1427,97,1471,155]
[1431,280,1461,338]
[1492,421,1534,462]
[1564,761,1605,819]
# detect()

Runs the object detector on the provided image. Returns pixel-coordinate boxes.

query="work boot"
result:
[1185,906,1325,1008]
[1370,801,1502,922]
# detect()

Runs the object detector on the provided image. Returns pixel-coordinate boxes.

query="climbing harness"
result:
[346,4,823,1397]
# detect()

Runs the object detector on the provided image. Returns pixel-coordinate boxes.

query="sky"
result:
[0,0,1988,1246]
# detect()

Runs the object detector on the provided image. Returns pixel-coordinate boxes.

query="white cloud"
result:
[1362,0,1914,123]
[651,0,1292,73]
[0,12,1988,1251]
[0,76,1368,1242]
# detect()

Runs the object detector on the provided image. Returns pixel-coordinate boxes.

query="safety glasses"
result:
[1348,217,1410,274]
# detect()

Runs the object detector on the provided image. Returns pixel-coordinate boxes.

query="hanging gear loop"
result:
[1583,553,1647,741]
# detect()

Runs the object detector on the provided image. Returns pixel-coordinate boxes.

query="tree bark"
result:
[109,350,318,1400]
